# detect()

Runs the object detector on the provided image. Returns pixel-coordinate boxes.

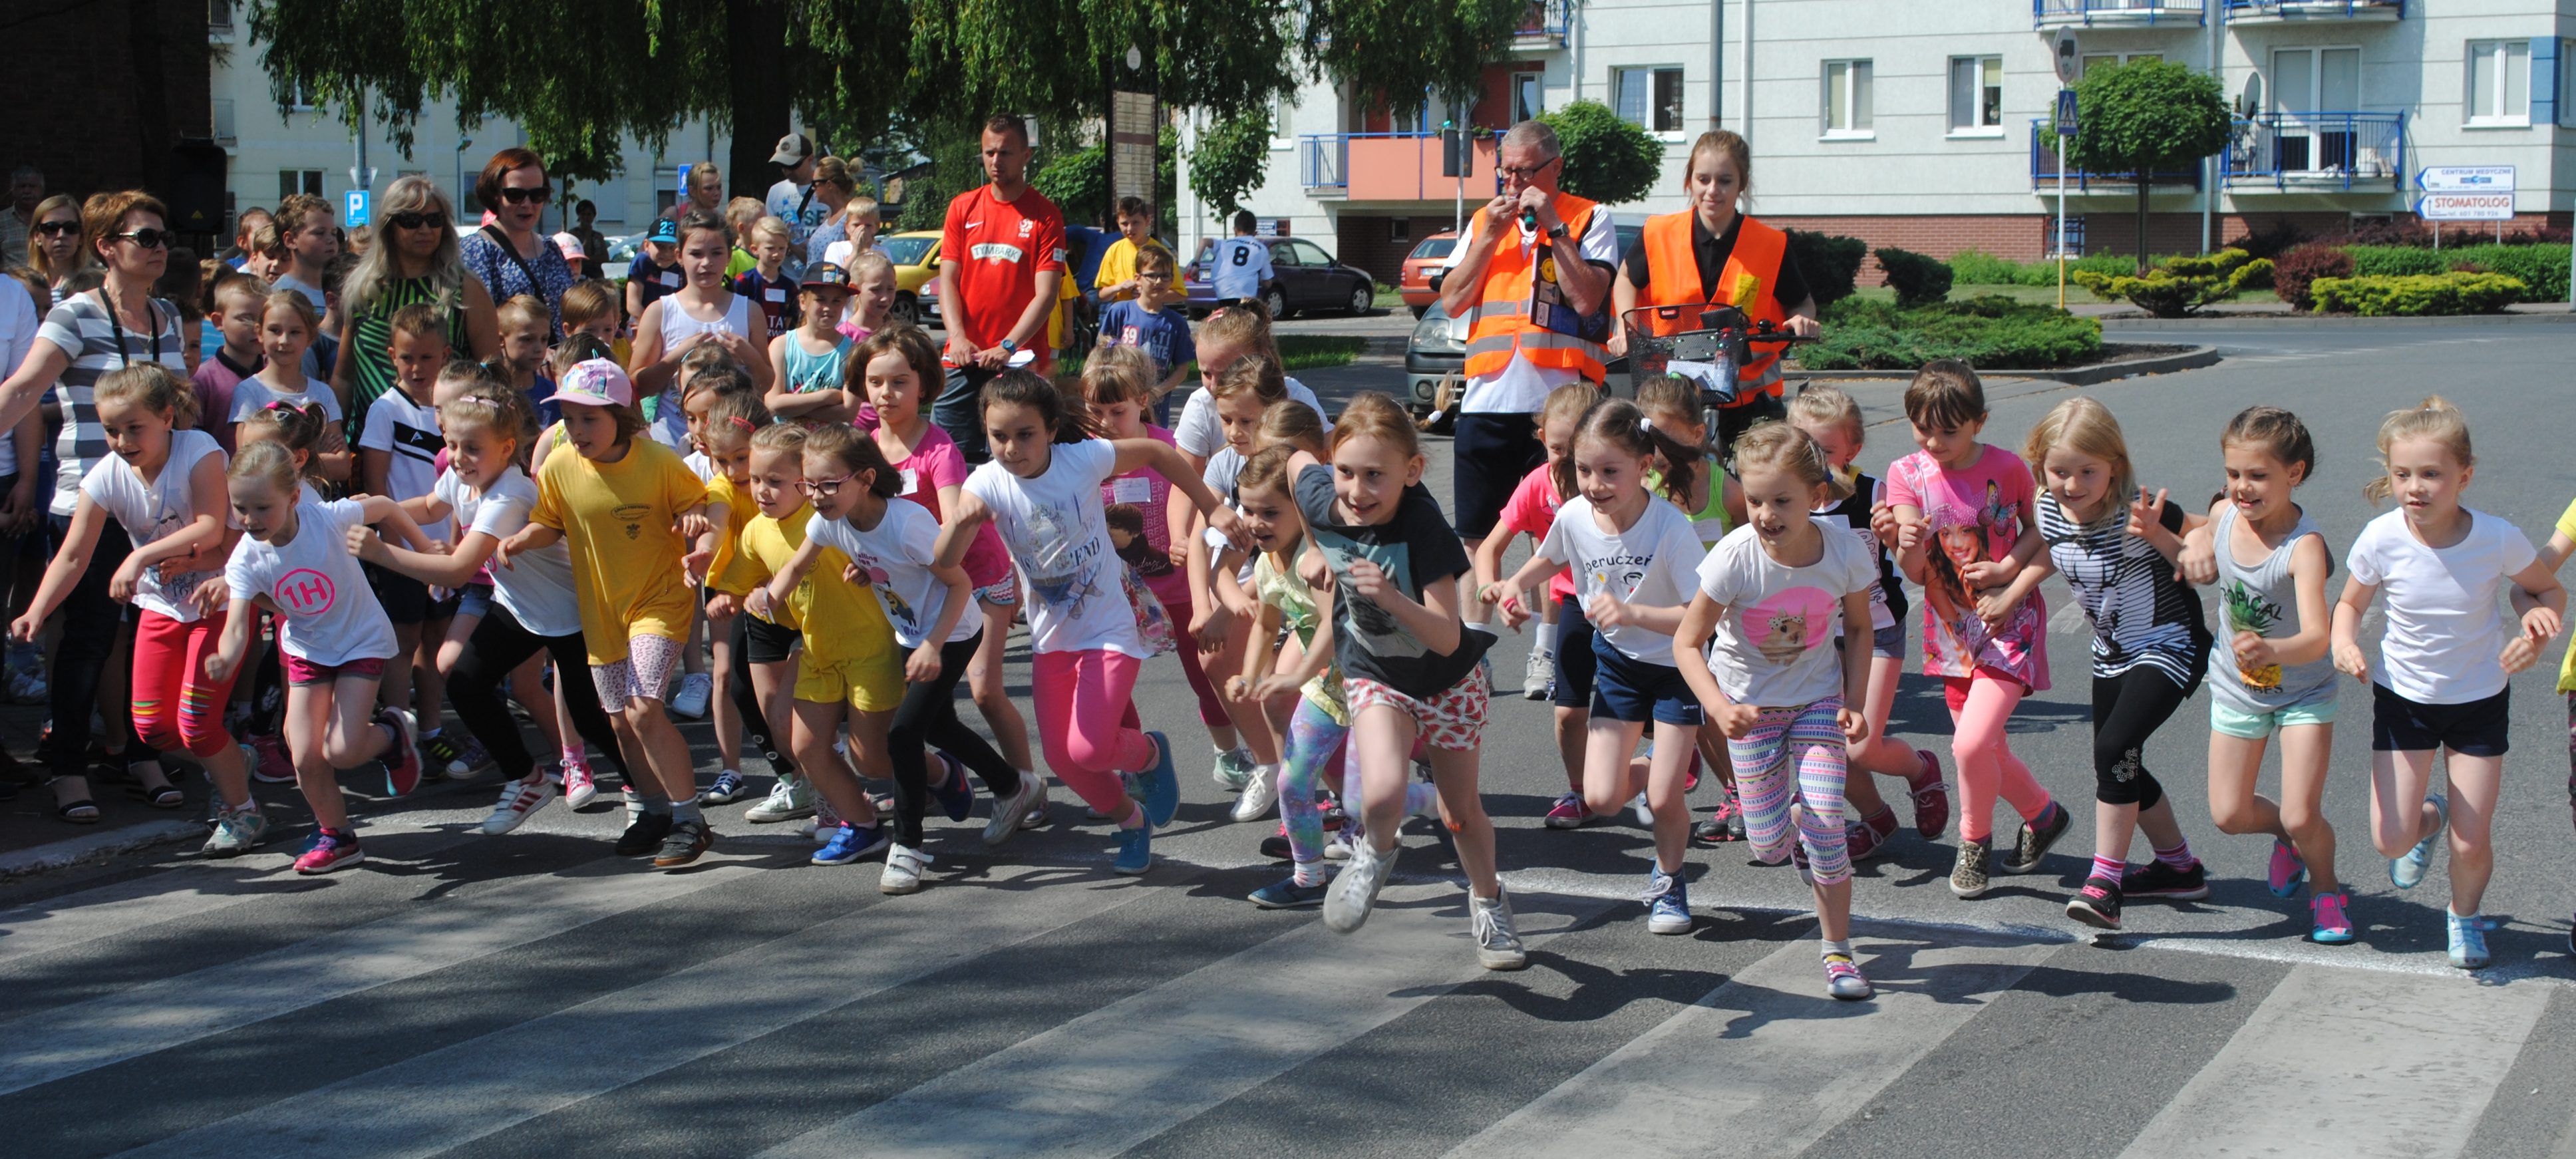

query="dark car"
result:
[1403,297,1466,414]
[1185,237,1376,319]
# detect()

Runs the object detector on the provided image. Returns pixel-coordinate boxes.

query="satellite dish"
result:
[2239,74,2263,116]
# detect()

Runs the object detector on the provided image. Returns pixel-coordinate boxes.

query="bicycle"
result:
[1616,304,1817,459]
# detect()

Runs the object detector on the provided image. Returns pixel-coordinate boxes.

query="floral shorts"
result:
[1346,667,1490,751]
[590,631,683,711]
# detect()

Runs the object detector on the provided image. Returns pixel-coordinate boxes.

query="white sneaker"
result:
[1231,766,1279,823]
[986,774,1048,846]
[1322,840,1393,933]
[882,842,931,894]
[482,777,556,835]
[1522,647,1552,701]
[1630,792,1653,826]
[669,672,713,720]
[1211,746,1255,790]
[1470,888,1530,970]
[745,775,816,822]
[201,803,268,857]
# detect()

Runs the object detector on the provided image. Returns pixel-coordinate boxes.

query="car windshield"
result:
[880,236,936,266]
[1408,237,1456,261]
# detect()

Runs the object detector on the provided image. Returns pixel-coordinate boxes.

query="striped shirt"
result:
[347,276,464,444]
[37,292,187,516]
[2038,492,2209,685]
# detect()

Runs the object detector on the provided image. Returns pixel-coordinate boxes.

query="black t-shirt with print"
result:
[1294,464,1490,699]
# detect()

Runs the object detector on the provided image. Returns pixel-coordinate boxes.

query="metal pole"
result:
[2057,132,2068,310]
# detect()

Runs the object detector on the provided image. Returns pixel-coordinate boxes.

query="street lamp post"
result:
[454,136,474,211]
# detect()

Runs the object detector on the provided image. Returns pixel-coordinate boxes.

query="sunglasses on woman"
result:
[108,229,173,250]
[34,221,79,238]
[496,186,552,206]
[387,212,448,231]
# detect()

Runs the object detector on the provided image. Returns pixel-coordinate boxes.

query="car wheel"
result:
[889,293,920,327]
[1347,282,1373,316]
[1260,287,1289,320]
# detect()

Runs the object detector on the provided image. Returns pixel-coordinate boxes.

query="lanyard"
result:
[99,291,163,368]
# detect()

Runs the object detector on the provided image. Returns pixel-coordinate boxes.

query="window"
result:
[2271,47,2363,170]
[1388,218,1411,242]
[2466,39,2530,124]
[1289,240,1334,267]
[1822,60,1873,137]
[212,98,236,143]
[278,170,323,199]
[208,0,232,33]
[1271,92,1294,142]
[1949,56,2003,133]
[1614,67,1684,132]
[1513,71,1545,123]
[285,77,319,112]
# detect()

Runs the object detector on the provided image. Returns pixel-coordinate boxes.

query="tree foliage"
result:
[2056,59,2230,273]
[1306,0,1530,112]
[1187,109,1274,222]
[1535,100,1660,206]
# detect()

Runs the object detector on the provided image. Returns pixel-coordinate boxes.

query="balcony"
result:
[2224,112,2403,191]
[2223,0,2402,25]
[1299,132,1504,202]
[2034,0,2203,29]
[1513,0,1573,49]
[2030,121,2202,192]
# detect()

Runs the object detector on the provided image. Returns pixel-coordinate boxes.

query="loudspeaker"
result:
[165,140,230,234]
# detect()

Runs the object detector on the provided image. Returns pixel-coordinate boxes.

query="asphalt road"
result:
[5,319,2576,1157]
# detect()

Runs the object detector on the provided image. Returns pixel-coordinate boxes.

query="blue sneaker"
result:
[929,752,975,822]
[813,822,890,866]
[1113,823,1152,875]
[1645,867,1692,935]
[2446,910,2490,969]
[1139,731,1181,828]
[2390,792,2448,890]
[1249,875,1330,908]
[700,769,749,805]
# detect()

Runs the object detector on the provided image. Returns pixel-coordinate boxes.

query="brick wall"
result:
[0,0,212,224]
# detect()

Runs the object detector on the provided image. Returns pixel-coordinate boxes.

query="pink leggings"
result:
[131,609,238,758]
[1033,648,1157,814]
[1944,674,2054,844]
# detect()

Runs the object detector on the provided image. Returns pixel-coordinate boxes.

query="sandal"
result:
[51,777,100,824]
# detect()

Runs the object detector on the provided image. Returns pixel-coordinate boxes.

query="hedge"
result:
[1785,230,1866,308]
[2342,244,2569,303]
[1797,296,2102,371]
[2308,273,2527,316]
[2069,249,2273,317]
[2271,243,2352,311]
[1874,246,1953,308]
[1945,249,2174,287]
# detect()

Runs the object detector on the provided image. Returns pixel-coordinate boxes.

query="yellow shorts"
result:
[794,649,903,713]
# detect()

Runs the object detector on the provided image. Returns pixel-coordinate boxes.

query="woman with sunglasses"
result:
[25,195,93,307]
[459,148,575,337]
[0,190,192,821]
[333,176,498,444]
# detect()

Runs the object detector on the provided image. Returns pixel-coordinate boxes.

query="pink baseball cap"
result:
[554,359,633,408]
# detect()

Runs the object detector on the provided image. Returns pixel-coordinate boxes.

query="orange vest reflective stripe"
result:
[1460,193,1608,385]
[1637,212,1790,400]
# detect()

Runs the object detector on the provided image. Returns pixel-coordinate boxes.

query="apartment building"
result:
[1182,1,2576,282]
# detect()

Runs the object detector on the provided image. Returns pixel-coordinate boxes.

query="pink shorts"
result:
[591,632,683,710]
[1346,668,1490,751]
[284,654,389,687]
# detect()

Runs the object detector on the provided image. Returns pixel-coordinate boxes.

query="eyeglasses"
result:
[386,212,448,231]
[798,473,854,497]
[1498,155,1561,182]
[34,221,79,238]
[496,186,552,206]
[109,229,172,250]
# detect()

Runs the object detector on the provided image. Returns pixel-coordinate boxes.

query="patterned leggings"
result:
[1277,698,1350,865]
[1725,697,1853,886]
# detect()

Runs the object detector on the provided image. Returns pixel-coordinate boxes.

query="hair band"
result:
[728,416,756,432]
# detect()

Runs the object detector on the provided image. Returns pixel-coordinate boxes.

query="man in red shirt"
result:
[935,114,1067,462]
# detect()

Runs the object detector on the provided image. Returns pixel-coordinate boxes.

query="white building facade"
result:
[1184,0,2576,282]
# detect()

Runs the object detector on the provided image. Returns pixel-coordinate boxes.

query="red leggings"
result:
[131,609,239,758]
[1144,572,1231,728]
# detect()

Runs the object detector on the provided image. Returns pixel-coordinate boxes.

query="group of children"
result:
[32,198,2575,995]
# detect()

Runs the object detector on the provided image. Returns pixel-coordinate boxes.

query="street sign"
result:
[343,190,371,228]
[2056,90,2079,136]
[2418,165,2515,193]
[2053,30,2081,86]
[2418,192,2514,221]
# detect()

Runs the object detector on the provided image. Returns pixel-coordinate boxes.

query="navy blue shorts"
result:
[1550,595,1595,710]
[1589,633,1704,727]
[2372,683,2509,757]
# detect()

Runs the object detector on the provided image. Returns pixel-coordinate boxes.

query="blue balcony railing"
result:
[2029,120,2203,192]
[2224,0,2404,21]
[1301,134,1348,191]
[2034,0,2204,27]
[2223,112,2404,191]
[1514,0,1573,46]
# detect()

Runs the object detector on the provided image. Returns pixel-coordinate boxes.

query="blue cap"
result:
[646,217,679,244]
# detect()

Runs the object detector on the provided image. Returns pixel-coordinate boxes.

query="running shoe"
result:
[1543,792,1591,830]
[882,842,931,894]
[1250,875,1330,909]
[812,822,888,866]
[614,810,673,856]
[418,733,468,780]
[1469,888,1528,971]
[2446,910,2490,970]
[929,752,976,822]
[2122,859,2211,901]
[1323,840,1392,933]
[2310,890,2355,945]
[1692,799,1746,845]
[1522,647,1552,701]
[1908,750,1951,838]
[376,708,422,797]
[247,733,297,784]
[1139,731,1181,828]
[450,733,493,778]
[2267,838,2309,899]
[746,774,816,822]
[2066,876,2124,931]
[1999,802,2070,876]
[1230,766,1277,823]
[1644,867,1692,935]
[1949,838,1993,899]
[560,758,599,809]
[293,828,363,874]
[1823,953,1874,1001]
[985,774,1046,847]
[481,777,556,836]
[1319,792,1348,831]
[2390,792,2448,890]
[1112,823,1152,875]
[653,818,715,868]
[1629,792,1653,827]
[1211,746,1255,791]
[202,803,269,857]
[1323,827,1358,862]
[668,672,713,721]
[1846,808,1899,863]
[1259,833,1292,860]
[699,769,751,806]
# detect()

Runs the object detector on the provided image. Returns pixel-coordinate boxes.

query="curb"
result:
[2100,309,2576,331]
[1789,343,2221,385]
[0,818,202,879]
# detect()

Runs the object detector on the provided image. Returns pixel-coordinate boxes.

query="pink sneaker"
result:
[1543,792,1590,830]
[376,709,422,796]
[2267,838,2308,899]
[1846,808,1900,862]
[293,828,364,874]
[249,733,297,784]
[560,758,599,809]
[1908,750,1951,839]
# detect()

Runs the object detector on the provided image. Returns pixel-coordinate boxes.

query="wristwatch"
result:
[998,338,1019,354]
[1546,222,1571,241]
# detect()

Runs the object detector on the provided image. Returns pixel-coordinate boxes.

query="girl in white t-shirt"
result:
[628,210,773,405]
[1674,422,1880,1001]
[204,440,432,875]
[10,367,249,846]
[934,370,1245,876]
[1488,399,1708,937]
[228,290,353,483]
[2328,397,2565,970]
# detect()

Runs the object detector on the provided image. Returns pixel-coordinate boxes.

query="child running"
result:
[2177,407,2350,943]
[1673,420,1879,999]
[2329,397,2563,969]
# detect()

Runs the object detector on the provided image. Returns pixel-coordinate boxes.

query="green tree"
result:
[2056,59,2231,273]
[1535,100,1661,205]
[1186,109,1274,222]
[1305,0,1531,115]
[1031,144,1109,228]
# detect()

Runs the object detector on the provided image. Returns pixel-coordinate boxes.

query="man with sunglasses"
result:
[1,166,40,270]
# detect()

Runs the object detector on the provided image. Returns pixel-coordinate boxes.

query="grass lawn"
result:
[1373,284,1406,309]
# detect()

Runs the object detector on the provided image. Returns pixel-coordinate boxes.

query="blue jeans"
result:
[936,363,999,464]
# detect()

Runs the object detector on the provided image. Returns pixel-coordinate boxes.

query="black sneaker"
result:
[615,810,673,856]
[1259,834,1292,860]
[2122,858,2211,900]
[2066,876,2124,930]
[1949,838,1992,898]
[653,818,714,868]
[1999,804,2070,875]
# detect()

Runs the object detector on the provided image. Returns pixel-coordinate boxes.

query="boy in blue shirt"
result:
[1094,246,1194,424]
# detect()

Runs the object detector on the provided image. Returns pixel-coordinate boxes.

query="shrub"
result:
[2271,243,2353,310]
[1800,296,2102,371]
[2309,273,2527,316]
[1785,230,1866,308]
[2344,244,2570,301]
[2069,248,2273,317]
[1874,246,1954,307]
[1947,249,2032,286]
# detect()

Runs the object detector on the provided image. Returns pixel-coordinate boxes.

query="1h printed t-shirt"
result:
[810,502,980,649]
[1884,444,2049,690]
[79,428,224,622]
[964,438,1139,657]
[2348,507,2537,705]
[1293,463,1492,699]
[224,499,399,667]
[1536,495,1704,667]
[1696,517,1877,707]
[941,184,1068,369]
